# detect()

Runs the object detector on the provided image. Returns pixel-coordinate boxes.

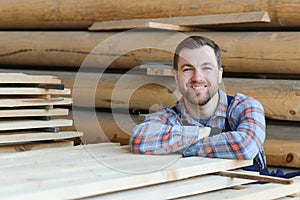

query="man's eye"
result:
[203,67,212,71]
[183,68,193,72]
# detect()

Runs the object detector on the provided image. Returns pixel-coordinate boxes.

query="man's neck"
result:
[185,92,219,119]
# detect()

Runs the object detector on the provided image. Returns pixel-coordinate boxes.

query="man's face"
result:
[175,46,223,106]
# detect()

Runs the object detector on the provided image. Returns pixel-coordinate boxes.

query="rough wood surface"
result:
[89,11,270,31]
[0,131,82,144]
[0,140,74,153]
[1,31,300,74]
[0,0,299,29]
[0,143,252,199]
[264,138,300,168]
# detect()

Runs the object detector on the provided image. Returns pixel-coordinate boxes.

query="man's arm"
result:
[183,96,266,160]
[130,108,210,154]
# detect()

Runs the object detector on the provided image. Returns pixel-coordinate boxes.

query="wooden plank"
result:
[0,73,61,84]
[88,174,256,200]
[89,11,270,30]
[0,131,83,144]
[218,170,293,185]
[0,119,73,131]
[0,87,70,95]
[0,97,72,107]
[264,138,300,168]
[182,177,300,200]
[0,143,252,199]
[0,108,69,118]
[0,140,74,153]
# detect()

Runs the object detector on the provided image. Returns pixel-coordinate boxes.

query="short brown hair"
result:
[173,36,222,70]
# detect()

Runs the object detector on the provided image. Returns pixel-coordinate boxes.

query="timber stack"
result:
[0,0,299,172]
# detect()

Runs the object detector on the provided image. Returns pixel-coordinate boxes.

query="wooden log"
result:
[1,31,300,74]
[264,138,300,168]
[1,69,299,121]
[0,0,299,29]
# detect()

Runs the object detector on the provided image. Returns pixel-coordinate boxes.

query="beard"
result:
[182,89,211,106]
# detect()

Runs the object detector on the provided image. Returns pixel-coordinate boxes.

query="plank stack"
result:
[0,73,83,152]
[0,143,299,199]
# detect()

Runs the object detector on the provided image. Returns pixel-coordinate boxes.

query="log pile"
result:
[0,1,299,170]
[0,73,83,152]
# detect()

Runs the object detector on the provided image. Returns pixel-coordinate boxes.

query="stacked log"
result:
[0,1,299,167]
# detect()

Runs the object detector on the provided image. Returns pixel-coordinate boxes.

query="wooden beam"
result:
[218,170,293,185]
[91,174,255,200]
[0,73,61,84]
[0,131,82,144]
[0,119,73,131]
[0,97,72,107]
[0,1,299,29]
[182,178,300,200]
[0,140,74,153]
[0,87,70,95]
[1,31,300,74]
[89,11,270,31]
[91,21,201,31]
[0,108,69,118]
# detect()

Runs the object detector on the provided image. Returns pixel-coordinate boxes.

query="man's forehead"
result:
[178,46,217,64]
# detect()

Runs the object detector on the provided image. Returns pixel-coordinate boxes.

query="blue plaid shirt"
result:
[131,89,266,168]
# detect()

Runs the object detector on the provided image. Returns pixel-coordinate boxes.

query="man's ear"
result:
[174,70,178,83]
[218,67,223,84]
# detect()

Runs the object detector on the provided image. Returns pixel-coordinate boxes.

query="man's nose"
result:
[191,69,204,81]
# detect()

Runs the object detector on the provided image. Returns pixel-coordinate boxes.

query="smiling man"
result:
[130,36,267,169]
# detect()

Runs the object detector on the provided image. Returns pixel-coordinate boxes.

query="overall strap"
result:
[224,95,234,131]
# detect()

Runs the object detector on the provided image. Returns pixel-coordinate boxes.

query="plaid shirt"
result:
[131,89,266,168]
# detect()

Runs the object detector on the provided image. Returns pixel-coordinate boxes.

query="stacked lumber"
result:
[0,1,299,170]
[0,143,299,199]
[0,73,83,152]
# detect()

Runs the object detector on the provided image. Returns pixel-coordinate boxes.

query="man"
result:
[130,36,266,169]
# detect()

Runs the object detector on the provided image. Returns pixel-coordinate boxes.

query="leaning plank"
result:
[0,140,74,153]
[0,131,82,144]
[0,73,61,84]
[89,11,270,30]
[0,97,72,107]
[90,174,255,200]
[182,177,300,200]
[0,87,70,95]
[0,119,73,131]
[0,108,69,118]
[0,143,252,199]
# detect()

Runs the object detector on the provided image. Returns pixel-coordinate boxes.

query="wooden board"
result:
[0,108,69,118]
[181,177,300,200]
[0,143,252,199]
[0,87,70,95]
[0,73,61,84]
[0,140,74,153]
[0,97,72,107]
[0,131,82,144]
[89,11,270,31]
[0,119,73,131]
